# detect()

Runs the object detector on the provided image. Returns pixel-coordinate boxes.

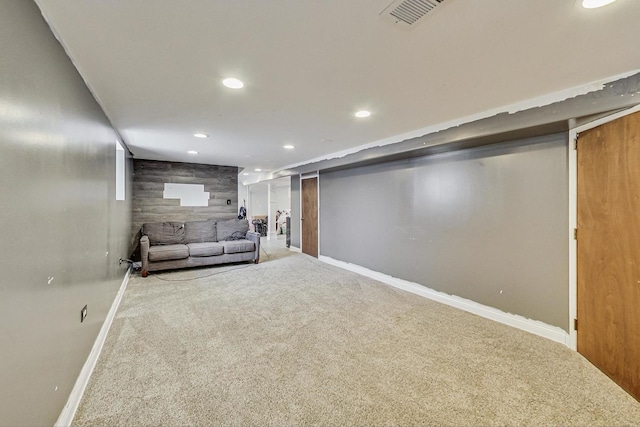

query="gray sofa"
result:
[140,219,260,277]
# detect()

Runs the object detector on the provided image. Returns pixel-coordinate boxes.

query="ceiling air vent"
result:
[380,0,445,27]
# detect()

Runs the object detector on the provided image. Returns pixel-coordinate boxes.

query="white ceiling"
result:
[35,0,640,184]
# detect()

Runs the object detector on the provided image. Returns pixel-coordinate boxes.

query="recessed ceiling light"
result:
[255,168,262,172]
[193,133,209,138]
[222,77,244,89]
[582,0,617,8]
[243,173,250,176]
[355,110,371,118]
[283,145,295,149]
[187,150,198,154]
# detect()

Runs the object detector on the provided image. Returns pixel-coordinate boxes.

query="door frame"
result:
[568,103,640,351]
[300,172,320,257]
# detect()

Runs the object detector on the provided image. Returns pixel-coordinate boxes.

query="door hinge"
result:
[574,138,578,150]
[574,318,578,331]
[574,228,578,240]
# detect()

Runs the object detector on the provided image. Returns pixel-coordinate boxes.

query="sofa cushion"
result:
[184,220,217,243]
[187,242,224,257]
[148,244,189,261]
[220,240,255,254]
[142,222,185,245]
[217,219,249,241]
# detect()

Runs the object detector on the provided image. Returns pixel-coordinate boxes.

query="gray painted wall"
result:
[320,134,569,330]
[132,159,238,244]
[290,175,301,248]
[0,1,132,425]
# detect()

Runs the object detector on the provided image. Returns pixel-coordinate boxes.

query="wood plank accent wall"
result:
[132,159,239,244]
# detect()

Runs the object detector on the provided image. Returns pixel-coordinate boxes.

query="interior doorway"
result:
[301,176,318,257]
[576,109,640,401]
[246,177,291,240]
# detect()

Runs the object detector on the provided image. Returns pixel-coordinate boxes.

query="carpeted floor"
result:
[73,239,640,426]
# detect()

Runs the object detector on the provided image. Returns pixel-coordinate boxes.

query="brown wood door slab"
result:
[577,110,640,401]
[301,177,318,257]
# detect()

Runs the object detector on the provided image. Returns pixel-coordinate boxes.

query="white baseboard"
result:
[55,266,132,427]
[319,256,570,347]
[289,246,301,253]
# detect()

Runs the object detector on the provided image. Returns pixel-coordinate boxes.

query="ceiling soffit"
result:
[274,72,640,176]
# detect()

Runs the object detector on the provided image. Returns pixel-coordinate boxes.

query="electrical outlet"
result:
[80,305,88,323]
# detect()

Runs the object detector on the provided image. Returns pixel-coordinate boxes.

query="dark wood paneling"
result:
[131,160,239,245]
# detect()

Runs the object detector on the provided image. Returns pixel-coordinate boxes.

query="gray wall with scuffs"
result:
[0,1,132,425]
[320,134,569,330]
[132,159,238,245]
[290,175,301,248]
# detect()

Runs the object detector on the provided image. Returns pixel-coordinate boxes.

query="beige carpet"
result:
[73,242,640,426]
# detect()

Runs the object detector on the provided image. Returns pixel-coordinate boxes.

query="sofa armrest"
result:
[140,235,150,277]
[246,231,260,263]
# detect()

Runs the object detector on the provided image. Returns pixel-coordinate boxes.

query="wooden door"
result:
[577,110,640,401]
[301,177,318,257]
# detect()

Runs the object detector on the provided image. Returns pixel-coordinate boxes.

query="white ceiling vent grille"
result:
[380,0,445,27]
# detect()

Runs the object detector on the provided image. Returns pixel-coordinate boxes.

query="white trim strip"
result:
[298,176,303,253]
[568,130,578,351]
[572,103,640,133]
[301,172,319,179]
[289,245,302,253]
[319,256,570,347]
[55,266,132,427]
